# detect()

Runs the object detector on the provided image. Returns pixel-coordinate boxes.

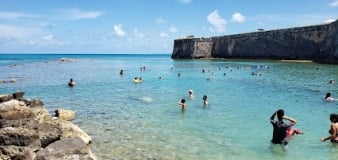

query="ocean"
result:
[0,54,338,160]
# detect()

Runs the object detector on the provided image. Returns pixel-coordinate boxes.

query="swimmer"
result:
[158,76,162,80]
[188,89,195,99]
[328,79,334,84]
[119,69,124,75]
[138,77,144,83]
[178,73,181,77]
[178,99,186,111]
[324,92,336,102]
[321,113,338,143]
[203,95,208,106]
[286,127,303,138]
[68,78,75,87]
[133,77,139,83]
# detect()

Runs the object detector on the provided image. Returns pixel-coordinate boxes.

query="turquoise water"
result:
[1,54,338,160]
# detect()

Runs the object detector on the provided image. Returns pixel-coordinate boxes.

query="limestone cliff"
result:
[172,19,338,64]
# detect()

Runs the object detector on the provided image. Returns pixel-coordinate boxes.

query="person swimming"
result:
[68,78,75,87]
[324,92,336,102]
[203,95,208,106]
[133,77,139,83]
[188,89,195,99]
[178,98,186,111]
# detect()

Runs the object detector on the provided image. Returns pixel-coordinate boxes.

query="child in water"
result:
[286,127,304,138]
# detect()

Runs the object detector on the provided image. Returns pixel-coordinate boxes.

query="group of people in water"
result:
[178,89,208,111]
[69,66,338,150]
[270,79,338,149]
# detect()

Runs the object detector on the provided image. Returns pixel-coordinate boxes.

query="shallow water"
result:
[1,54,338,160]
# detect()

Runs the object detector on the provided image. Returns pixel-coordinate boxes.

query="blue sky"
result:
[0,0,337,54]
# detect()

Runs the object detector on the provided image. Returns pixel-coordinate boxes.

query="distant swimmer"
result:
[203,95,208,106]
[133,77,139,83]
[120,69,124,75]
[68,78,75,87]
[328,79,334,84]
[178,98,186,111]
[324,92,336,102]
[138,77,144,83]
[188,89,195,99]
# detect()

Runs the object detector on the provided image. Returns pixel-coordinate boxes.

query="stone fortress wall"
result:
[172,19,338,64]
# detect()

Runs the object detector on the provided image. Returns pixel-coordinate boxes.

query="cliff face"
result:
[172,19,338,64]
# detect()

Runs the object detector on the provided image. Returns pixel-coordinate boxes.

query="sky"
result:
[0,0,337,54]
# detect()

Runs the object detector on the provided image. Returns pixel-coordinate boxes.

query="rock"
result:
[0,95,12,103]
[23,99,44,108]
[30,105,51,123]
[0,92,96,159]
[0,127,40,146]
[36,123,62,148]
[36,137,96,160]
[55,109,75,121]
[51,120,92,145]
[0,118,38,128]
[9,79,16,83]
[0,145,37,160]
[12,91,25,99]
[0,101,35,120]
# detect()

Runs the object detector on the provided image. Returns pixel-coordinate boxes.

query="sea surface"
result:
[1,54,338,160]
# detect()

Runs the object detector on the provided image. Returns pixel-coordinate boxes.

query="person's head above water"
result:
[203,95,207,100]
[276,109,285,121]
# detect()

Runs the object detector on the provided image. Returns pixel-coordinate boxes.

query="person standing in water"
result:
[178,99,186,111]
[203,95,208,106]
[270,109,297,146]
[320,113,338,143]
[68,78,75,87]
[188,90,194,99]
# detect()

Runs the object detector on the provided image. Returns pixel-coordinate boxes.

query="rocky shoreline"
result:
[0,91,96,160]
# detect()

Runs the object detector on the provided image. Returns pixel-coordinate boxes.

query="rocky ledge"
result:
[0,91,96,160]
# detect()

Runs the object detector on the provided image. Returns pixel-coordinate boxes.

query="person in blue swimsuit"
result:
[270,109,297,146]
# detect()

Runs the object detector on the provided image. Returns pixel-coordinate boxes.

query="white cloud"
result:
[0,24,38,39]
[133,29,144,38]
[160,32,168,37]
[180,0,192,4]
[329,0,338,7]
[0,12,40,20]
[169,25,178,33]
[113,24,126,36]
[43,34,54,41]
[324,19,336,23]
[57,9,102,20]
[231,12,246,23]
[207,10,226,33]
[29,40,36,45]
[155,17,166,24]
